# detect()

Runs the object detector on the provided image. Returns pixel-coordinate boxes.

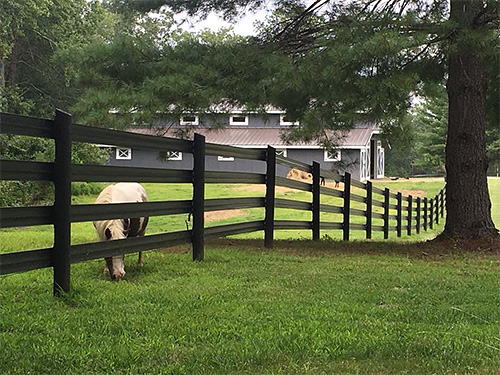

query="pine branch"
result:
[357,0,384,17]
[275,0,329,40]
[472,3,499,27]
[399,32,452,70]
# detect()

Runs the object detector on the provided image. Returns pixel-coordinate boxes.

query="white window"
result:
[116,148,132,160]
[377,146,385,178]
[180,115,199,125]
[275,149,287,157]
[218,156,235,162]
[324,149,340,162]
[165,151,182,161]
[279,115,299,126]
[229,115,248,125]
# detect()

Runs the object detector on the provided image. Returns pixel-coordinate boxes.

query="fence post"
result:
[383,188,390,239]
[343,172,351,241]
[312,161,320,241]
[396,192,402,237]
[434,193,439,224]
[366,181,372,239]
[192,133,205,261]
[264,146,276,248]
[441,189,445,218]
[407,195,412,236]
[53,109,72,296]
[429,198,434,230]
[423,197,428,231]
[416,197,421,234]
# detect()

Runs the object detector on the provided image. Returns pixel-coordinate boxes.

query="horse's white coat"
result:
[93,183,148,280]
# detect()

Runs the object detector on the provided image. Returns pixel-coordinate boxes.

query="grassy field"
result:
[1,240,499,374]
[2,177,499,252]
[1,178,499,374]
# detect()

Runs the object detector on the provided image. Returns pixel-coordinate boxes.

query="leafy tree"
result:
[0,0,112,204]
[0,135,108,206]
[0,0,114,116]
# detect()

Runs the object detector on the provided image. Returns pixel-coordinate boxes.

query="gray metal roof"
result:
[132,127,377,149]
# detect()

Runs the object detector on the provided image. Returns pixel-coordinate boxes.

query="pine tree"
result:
[412,91,447,175]
[85,0,499,238]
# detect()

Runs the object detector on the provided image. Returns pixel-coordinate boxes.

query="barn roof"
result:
[131,126,378,149]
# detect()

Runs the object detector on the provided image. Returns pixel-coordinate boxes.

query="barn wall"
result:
[107,147,363,181]
[107,148,291,177]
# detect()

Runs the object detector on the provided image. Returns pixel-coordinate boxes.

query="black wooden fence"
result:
[0,110,446,295]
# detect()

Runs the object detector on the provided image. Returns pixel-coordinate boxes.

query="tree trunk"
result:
[442,0,499,238]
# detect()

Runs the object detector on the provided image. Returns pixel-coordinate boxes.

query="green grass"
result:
[1,240,499,375]
[0,178,450,252]
[1,178,499,374]
[2,178,499,252]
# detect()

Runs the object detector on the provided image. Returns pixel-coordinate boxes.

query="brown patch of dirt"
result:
[204,209,247,222]
[324,181,343,190]
[399,189,427,197]
[230,178,344,194]
[231,185,296,194]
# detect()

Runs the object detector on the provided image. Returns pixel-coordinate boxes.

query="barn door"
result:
[360,149,369,181]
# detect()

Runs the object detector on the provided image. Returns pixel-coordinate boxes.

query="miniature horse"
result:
[93,183,149,280]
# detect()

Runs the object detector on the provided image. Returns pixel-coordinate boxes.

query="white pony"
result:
[93,182,149,280]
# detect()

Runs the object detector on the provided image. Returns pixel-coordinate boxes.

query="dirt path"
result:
[205,209,247,222]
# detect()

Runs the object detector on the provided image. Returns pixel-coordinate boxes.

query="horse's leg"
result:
[105,257,114,280]
[138,251,143,266]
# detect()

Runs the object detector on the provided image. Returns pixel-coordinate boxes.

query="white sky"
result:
[175,8,270,36]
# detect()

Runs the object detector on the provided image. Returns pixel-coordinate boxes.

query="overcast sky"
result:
[175,7,271,36]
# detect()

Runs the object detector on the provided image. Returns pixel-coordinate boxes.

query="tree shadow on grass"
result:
[188,237,500,259]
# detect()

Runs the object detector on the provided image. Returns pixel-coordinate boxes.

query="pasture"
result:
[1,178,499,374]
[1,177,460,253]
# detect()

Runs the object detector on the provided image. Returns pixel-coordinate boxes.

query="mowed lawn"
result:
[1,178,499,374]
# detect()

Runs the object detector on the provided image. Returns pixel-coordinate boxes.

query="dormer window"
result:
[230,115,248,125]
[180,115,199,125]
[280,115,299,126]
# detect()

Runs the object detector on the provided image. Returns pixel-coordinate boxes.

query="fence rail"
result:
[0,111,446,295]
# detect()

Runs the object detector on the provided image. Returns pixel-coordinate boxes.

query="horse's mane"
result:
[93,183,147,241]
[94,184,125,240]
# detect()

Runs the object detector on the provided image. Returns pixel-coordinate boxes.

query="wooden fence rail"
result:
[0,111,446,295]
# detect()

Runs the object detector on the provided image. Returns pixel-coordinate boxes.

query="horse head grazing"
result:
[93,183,149,281]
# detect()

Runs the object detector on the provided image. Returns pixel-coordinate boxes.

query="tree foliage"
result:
[0,0,112,204]
[412,92,447,175]
[0,0,114,116]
